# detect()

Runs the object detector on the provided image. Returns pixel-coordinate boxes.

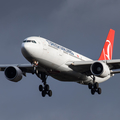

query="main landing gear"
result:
[88,76,102,95]
[38,73,52,97]
[33,63,52,97]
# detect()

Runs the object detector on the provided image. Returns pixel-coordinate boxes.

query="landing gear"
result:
[88,76,102,95]
[38,72,52,97]
[39,84,52,97]
[32,62,52,97]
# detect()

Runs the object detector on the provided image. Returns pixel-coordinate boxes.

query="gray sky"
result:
[0,0,120,120]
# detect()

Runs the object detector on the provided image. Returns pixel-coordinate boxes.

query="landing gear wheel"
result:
[88,83,92,89]
[44,84,49,91]
[48,90,52,97]
[94,82,99,89]
[42,90,46,97]
[97,88,102,94]
[39,85,43,91]
[91,89,95,95]
[89,75,102,95]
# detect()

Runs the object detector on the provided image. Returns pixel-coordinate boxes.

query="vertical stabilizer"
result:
[98,29,115,60]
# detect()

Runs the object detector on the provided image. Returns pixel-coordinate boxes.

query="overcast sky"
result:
[0,0,120,120]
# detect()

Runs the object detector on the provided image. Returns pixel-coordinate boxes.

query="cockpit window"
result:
[23,40,36,43]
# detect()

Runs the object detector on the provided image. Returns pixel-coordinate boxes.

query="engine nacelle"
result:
[90,62,110,78]
[4,66,23,82]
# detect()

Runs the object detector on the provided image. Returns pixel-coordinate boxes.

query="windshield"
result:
[23,40,36,43]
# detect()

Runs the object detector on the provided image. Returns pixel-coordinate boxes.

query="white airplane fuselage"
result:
[21,36,111,85]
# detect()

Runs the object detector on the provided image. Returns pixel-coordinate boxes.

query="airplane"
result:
[1,29,120,97]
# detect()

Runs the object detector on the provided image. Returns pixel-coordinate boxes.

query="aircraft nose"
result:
[21,39,43,61]
[21,43,33,57]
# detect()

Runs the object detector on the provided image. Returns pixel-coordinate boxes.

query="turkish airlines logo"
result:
[103,40,112,60]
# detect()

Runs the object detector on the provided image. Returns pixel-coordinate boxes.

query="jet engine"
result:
[4,66,23,82]
[90,62,110,78]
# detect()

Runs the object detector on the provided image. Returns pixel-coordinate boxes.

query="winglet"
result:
[98,29,115,60]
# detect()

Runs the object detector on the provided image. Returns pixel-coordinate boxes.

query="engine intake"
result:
[5,66,22,82]
[90,62,110,78]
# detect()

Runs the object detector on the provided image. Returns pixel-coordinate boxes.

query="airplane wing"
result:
[66,61,94,73]
[66,59,120,75]
[106,59,120,69]
[1,59,120,76]
[0,64,45,74]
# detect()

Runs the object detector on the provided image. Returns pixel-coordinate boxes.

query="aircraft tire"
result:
[94,82,99,89]
[44,84,49,91]
[88,83,92,89]
[97,88,102,94]
[48,90,52,97]
[91,89,95,95]
[39,85,43,91]
[42,90,46,97]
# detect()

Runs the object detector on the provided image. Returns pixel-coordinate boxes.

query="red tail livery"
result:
[98,29,115,60]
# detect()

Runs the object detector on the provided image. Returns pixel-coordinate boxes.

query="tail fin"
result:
[98,29,115,60]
